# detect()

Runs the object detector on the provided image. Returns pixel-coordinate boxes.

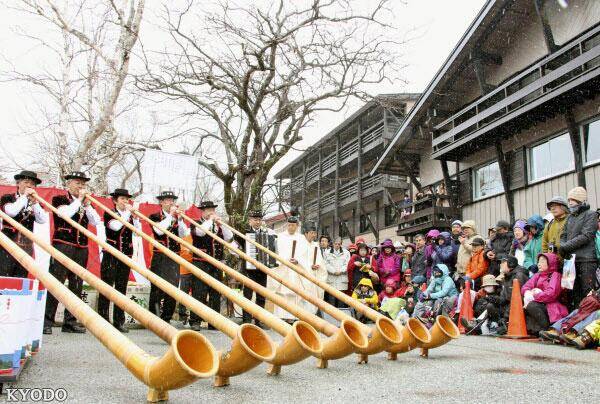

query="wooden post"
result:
[534,0,558,53]
[495,142,515,224]
[565,109,586,188]
[334,135,341,238]
[317,149,322,231]
[301,160,307,222]
[375,200,380,245]
[356,122,363,237]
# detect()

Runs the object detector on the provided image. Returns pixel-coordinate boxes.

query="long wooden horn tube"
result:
[131,207,367,369]
[175,212,385,361]
[190,215,402,361]
[32,194,275,387]
[84,195,331,374]
[0,229,215,403]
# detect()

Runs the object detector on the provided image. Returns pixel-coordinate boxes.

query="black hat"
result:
[156,190,178,200]
[64,171,90,182]
[110,188,132,199]
[500,254,519,269]
[199,200,218,209]
[471,237,485,246]
[302,221,317,233]
[287,215,299,223]
[495,220,510,230]
[248,209,263,218]
[14,170,42,185]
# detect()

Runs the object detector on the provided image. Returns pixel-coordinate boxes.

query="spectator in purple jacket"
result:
[375,239,402,288]
[424,229,440,279]
[431,231,457,275]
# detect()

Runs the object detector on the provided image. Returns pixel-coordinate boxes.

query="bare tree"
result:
[2,0,145,193]
[137,0,403,228]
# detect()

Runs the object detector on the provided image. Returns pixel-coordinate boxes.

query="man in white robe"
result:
[295,221,326,315]
[269,217,326,321]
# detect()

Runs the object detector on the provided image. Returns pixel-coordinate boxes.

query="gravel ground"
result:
[2,323,600,403]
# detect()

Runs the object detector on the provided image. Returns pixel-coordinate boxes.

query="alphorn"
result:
[128,207,368,370]
[85,195,336,376]
[0,229,215,403]
[33,194,275,387]
[220,221,434,359]
[176,211,395,365]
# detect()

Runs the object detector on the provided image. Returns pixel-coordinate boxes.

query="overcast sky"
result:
[0,0,487,178]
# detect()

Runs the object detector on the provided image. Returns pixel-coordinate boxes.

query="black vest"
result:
[191,220,224,261]
[104,208,134,257]
[149,210,181,253]
[52,193,90,248]
[0,193,35,241]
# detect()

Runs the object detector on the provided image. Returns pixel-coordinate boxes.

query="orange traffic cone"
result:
[502,278,530,339]
[457,280,474,334]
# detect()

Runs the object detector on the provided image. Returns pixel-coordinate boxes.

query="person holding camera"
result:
[542,196,569,255]
[484,220,513,277]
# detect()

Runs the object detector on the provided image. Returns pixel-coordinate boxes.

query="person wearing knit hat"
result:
[456,220,481,279]
[560,187,599,308]
[510,219,529,265]
[567,186,587,203]
[451,219,463,243]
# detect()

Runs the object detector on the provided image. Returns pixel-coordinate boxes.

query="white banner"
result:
[140,149,199,201]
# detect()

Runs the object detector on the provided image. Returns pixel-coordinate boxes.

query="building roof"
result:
[370,0,501,175]
[275,93,420,179]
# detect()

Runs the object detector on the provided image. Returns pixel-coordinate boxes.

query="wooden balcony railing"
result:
[432,24,600,158]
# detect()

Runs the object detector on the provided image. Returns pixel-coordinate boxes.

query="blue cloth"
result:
[551,309,600,333]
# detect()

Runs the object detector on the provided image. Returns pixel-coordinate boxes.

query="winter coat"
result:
[347,254,376,292]
[485,231,513,276]
[352,278,379,309]
[596,230,600,261]
[473,289,502,317]
[560,203,599,263]
[499,265,529,307]
[523,215,544,272]
[425,264,458,300]
[542,215,568,253]
[456,220,481,275]
[521,253,568,323]
[411,248,427,279]
[431,232,457,272]
[465,249,489,280]
[375,250,402,287]
[324,247,351,291]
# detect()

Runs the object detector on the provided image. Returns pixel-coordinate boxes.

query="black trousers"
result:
[97,254,130,326]
[196,261,222,320]
[0,236,33,278]
[44,243,88,328]
[524,301,550,336]
[572,261,599,309]
[324,291,346,308]
[148,252,180,322]
[179,265,206,326]
[242,269,267,323]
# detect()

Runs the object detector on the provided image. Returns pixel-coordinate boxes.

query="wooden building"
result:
[275,94,419,244]
[372,0,600,235]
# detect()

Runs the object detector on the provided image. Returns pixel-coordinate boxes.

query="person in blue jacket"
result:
[412,264,458,321]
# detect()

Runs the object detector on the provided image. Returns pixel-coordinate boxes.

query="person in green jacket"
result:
[523,214,544,274]
[542,196,569,256]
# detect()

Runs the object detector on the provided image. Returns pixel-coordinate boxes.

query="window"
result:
[528,133,574,182]
[583,117,600,165]
[473,161,503,200]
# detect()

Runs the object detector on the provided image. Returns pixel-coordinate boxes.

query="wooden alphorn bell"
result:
[143,209,369,370]
[86,195,329,377]
[0,211,218,403]
[32,194,275,387]
[219,221,433,361]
